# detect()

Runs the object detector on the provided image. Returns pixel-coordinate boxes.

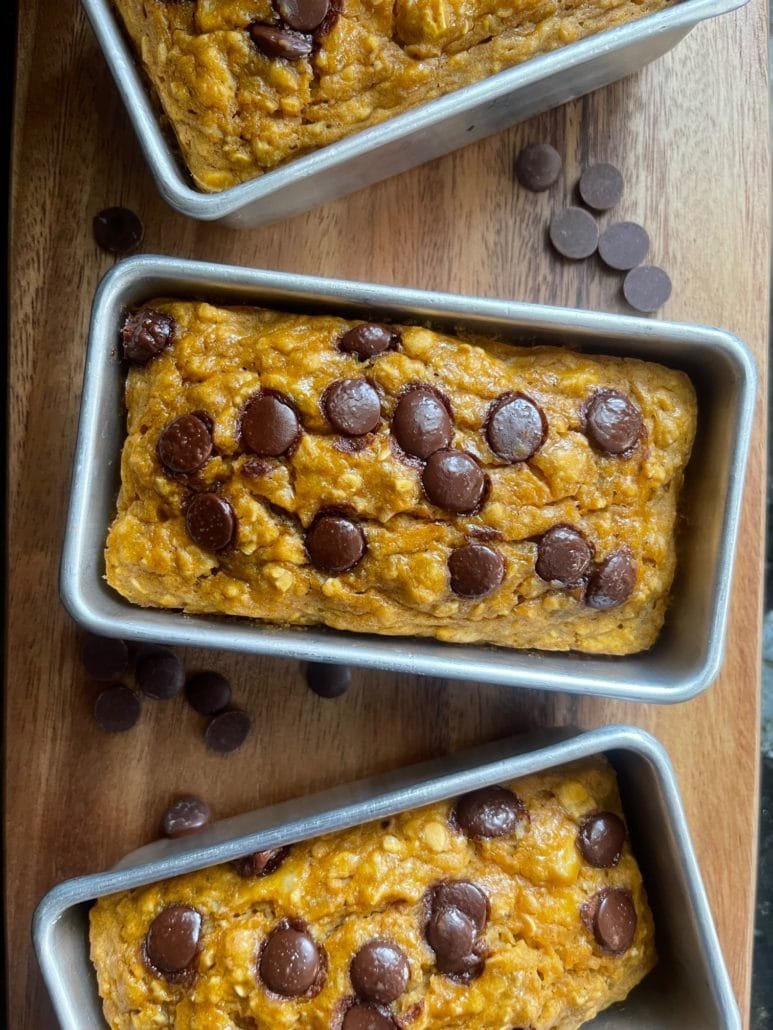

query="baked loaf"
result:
[90,757,656,1029]
[111,0,672,192]
[106,300,696,655]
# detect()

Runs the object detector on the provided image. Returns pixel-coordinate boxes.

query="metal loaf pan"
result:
[60,255,756,703]
[33,726,740,1028]
[81,0,748,228]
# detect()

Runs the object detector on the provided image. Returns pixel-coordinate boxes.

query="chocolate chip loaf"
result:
[111,0,672,192]
[90,757,656,1029]
[105,300,696,655]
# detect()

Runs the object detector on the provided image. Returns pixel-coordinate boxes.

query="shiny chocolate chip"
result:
[455,785,527,839]
[306,514,366,574]
[274,0,329,32]
[136,649,185,700]
[158,413,213,474]
[342,1005,397,1030]
[145,905,201,977]
[577,811,626,868]
[584,389,643,455]
[339,323,400,360]
[242,392,301,457]
[93,684,141,733]
[350,939,409,1004]
[93,206,144,255]
[204,709,252,754]
[185,671,232,715]
[485,393,546,462]
[162,795,212,839]
[448,543,505,598]
[121,309,175,366]
[422,450,486,514]
[260,924,321,996]
[535,524,593,586]
[185,493,236,551]
[305,662,351,698]
[585,548,636,609]
[583,888,637,954]
[392,388,453,459]
[426,906,477,975]
[248,22,313,59]
[324,379,381,436]
[81,633,129,681]
[232,847,290,877]
[430,881,489,934]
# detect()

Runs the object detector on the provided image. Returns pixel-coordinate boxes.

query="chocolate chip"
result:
[232,847,290,877]
[430,882,489,933]
[305,662,351,698]
[274,0,329,32]
[121,309,175,366]
[241,392,301,457]
[323,379,381,436]
[598,221,650,271]
[81,634,129,681]
[422,450,486,514]
[577,811,626,868]
[454,785,528,839]
[342,1005,397,1030]
[623,265,673,313]
[578,163,624,211]
[448,543,505,598]
[248,22,313,58]
[392,388,453,459]
[582,888,637,954]
[260,925,321,996]
[204,709,252,753]
[136,649,185,700]
[426,907,482,976]
[585,548,636,609]
[162,796,212,839]
[93,684,141,733]
[158,413,213,474]
[145,905,201,977]
[549,207,599,260]
[535,524,593,586]
[584,389,643,454]
[515,143,562,192]
[350,940,409,1004]
[485,393,546,462]
[306,514,366,574]
[339,323,400,360]
[93,206,144,255]
[185,671,232,715]
[185,493,236,551]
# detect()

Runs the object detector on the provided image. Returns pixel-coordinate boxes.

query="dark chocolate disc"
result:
[578,163,624,211]
[584,389,643,455]
[185,493,236,551]
[260,925,321,996]
[515,143,562,192]
[454,785,527,839]
[535,524,593,586]
[274,0,329,31]
[145,905,201,977]
[425,906,477,975]
[81,634,129,681]
[585,548,636,609]
[598,221,650,271]
[339,323,400,360]
[232,847,290,877]
[305,514,366,574]
[136,649,185,700]
[392,388,453,459]
[342,1005,397,1030]
[583,888,637,954]
[623,265,673,313]
[93,206,144,255]
[323,379,381,436]
[185,671,232,715]
[422,450,486,514]
[305,662,351,698]
[204,709,252,754]
[248,22,313,59]
[448,543,505,598]
[241,393,300,457]
[162,796,212,839]
[430,882,489,934]
[577,811,626,868]
[158,413,214,474]
[121,309,175,366]
[485,394,546,463]
[350,939,409,1004]
[93,685,141,733]
[549,207,599,260]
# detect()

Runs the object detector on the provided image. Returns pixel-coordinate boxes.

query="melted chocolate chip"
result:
[582,888,637,954]
[535,524,594,586]
[485,394,547,463]
[577,811,627,868]
[248,22,313,59]
[584,389,643,455]
[93,206,144,255]
[185,493,236,551]
[392,388,453,459]
[426,906,477,975]
[136,649,185,700]
[323,379,381,436]
[121,309,175,366]
[350,940,409,1004]
[339,323,400,360]
[145,905,201,978]
[448,543,505,598]
[158,413,214,474]
[454,785,528,839]
[274,0,329,31]
[430,882,489,934]
[93,684,141,733]
[185,671,232,715]
[162,796,212,839]
[422,450,486,514]
[232,847,290,877]
[306,514,366,574]
[585,548,636,609]
[81,634,129,681]
[342,1005,397,1030]
[241,392,301,457]
[260,924,321,996]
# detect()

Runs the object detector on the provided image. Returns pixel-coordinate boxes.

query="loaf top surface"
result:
[90,756,657,1029]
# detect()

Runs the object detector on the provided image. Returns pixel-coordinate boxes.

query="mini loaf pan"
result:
[60,255,756,703]
[32,725,740,1028]
[81,0,749,228]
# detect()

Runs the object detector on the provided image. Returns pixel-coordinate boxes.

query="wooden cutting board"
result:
[7,0,769,1024]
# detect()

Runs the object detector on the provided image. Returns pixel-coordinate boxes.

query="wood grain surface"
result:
[7,0,770,1025]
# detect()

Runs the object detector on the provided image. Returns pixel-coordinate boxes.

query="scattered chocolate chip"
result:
[121,309,175,366]
[93,684,141,733]
[598,221,650,271]
[485,393,547,462]
[578,163,624,211]
[145,905,202,977]
[392,388,453,459]
[339,323,400,360]
[549,207,599,260]
[515,143,562,192]
[305,662,351,698]
[623,265,672,313]
[260,924,321,996]
[305,514,366,574]
[582,888,637,954]
[248,22,313,58]
[342,1004,397,1030]
[232,847,290,877]
[185,493,236,551]
[157,413,214,475]
[241,392,301,457]
[430,882,489,934]
[274,0,329,31]
[81,634,129,681]
[535,524,593,586]
[584,389,643,454]
[350,940,409,1004]
[448,543,505,598]
[323,379,381,436]
[204,709,252,754]
[92,206,144,255]
[162,796,212,839]
[577,811,626,868]
[455,785,528,839]
[585,548,636,609]
[185,671,232,715]
[136,649,185,700]
[422,450,486,514]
